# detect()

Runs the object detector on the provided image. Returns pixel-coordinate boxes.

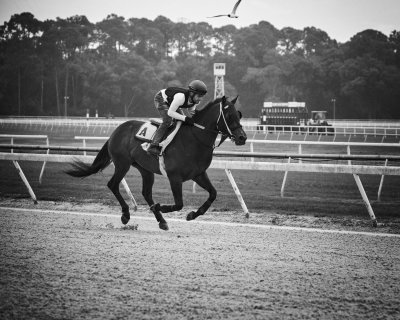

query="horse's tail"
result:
[65,140,111,178]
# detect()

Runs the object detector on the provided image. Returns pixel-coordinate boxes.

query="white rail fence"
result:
[2,117,400,139]
[2,148,400,227]
[0,134,49,188]
[2,133,400,227]
[74,136,400,202]
[254,124,400,139]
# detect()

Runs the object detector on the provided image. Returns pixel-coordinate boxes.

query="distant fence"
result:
[2,117,400,139]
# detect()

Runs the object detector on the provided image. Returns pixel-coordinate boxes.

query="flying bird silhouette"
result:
[208,0,242,18]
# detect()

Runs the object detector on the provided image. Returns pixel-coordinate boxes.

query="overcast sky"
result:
[1,0,399,43]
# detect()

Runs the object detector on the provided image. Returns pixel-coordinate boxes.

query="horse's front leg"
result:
[158,176,184,214]
[187,172,216,221]
[150,203,168,231]
[134,165,169,231]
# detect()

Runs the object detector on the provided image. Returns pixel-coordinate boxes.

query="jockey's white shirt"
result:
[161,90,197,122]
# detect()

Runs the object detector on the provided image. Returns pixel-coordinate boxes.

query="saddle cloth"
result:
[135,119,161,142]
[137,119,183,157]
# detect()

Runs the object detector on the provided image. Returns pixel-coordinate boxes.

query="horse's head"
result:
[218,96,247,145]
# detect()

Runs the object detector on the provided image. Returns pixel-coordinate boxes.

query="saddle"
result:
[136,119,182,156]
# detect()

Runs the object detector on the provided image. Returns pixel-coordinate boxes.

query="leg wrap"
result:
[150,203,164,222]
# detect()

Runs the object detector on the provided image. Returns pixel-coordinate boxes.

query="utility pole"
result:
[331,98,336,122]
[64,96,69,117]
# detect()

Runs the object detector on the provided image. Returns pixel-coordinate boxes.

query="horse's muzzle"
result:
[233,128,247,145]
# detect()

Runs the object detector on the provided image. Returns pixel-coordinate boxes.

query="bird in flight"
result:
[208,0,243,18]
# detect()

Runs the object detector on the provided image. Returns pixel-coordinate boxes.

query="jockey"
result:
[147,80,208,156]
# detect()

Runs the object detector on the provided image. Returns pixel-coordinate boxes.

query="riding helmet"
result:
[188,80,207,95]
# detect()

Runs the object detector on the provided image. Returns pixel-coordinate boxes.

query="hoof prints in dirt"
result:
[79,220,139,231]
[121,224,139,231]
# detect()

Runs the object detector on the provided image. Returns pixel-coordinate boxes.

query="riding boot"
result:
[147,124,168,156]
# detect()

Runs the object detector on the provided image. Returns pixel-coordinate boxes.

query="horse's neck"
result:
[177,105,218,150]
[194,105,220,131]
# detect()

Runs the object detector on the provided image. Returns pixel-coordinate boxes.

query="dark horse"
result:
[66,96,247,230]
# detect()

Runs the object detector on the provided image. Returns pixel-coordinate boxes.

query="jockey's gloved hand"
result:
[184,117,195,126]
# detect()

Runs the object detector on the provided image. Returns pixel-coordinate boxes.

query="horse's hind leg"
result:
[187,172,216,221]
[134,165,168,231]
[107,159,131,224]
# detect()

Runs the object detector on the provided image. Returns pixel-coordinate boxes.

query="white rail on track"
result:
[2,152,400,227]
[0,134,49,187]
[2,117,400,137]
[74,136,400,203]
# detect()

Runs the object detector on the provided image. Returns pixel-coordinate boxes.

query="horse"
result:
[65,96,247,230]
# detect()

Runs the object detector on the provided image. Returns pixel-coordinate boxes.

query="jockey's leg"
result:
[187,172,217,221]
[147,109,172,156]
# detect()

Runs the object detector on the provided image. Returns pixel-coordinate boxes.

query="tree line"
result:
[1,12,399,119]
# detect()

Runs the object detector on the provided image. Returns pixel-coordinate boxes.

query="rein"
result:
[191,102,242,148]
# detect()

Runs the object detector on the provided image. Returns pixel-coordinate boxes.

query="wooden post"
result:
[348,145,377,226]
[377,159,388,202]
[224,169,249,218]
[280,157,291,197]
[10,139,38,204]
[39,136,49,184]
[353,174,377,227]
[250,142,254,162]
[121,177,138,211]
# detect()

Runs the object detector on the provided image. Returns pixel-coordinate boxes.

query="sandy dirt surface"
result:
[1,200,400,319]
[1,197,400,235]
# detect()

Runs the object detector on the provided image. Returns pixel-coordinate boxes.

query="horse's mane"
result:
[196,97,223,115]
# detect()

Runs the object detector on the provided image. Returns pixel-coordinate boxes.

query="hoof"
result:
[186,211,197,221]
[121,214,130,225]
[159,222,169,231]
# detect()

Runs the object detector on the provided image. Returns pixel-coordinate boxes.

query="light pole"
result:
[331,98,336,122]
[64,96,69,117]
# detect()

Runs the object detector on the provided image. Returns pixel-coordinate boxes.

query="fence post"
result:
[348,144,377,227]
[10,137,38,204]
[353,174,378,227]
[377,159,388,202]
[120,177,138,211]
[298,144,302,164]
[39,136,49,184]
[280,157,291,197]
[250,142,254,162]
[224,169,249,218]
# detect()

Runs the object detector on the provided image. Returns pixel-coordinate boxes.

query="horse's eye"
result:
[238,111,242,119]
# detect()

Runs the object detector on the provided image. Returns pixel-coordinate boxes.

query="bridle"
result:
[216,102,242,142]
[191,101,242,148]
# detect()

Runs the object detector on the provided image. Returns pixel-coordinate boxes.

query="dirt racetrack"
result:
[1,203,399,319]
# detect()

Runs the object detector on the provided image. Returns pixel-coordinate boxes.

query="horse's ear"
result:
[231,95,239,104]
[222,96,227,104]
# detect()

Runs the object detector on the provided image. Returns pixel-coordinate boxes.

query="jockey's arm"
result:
[167,93,187,122]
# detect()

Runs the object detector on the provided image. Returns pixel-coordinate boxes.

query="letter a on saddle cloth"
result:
[136,120,183,175]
